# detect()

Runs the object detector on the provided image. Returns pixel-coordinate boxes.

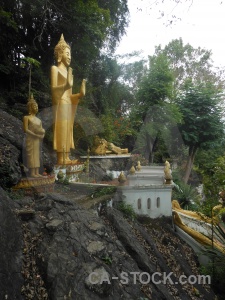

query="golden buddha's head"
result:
[27,94,38,115]
[54,34,71,65]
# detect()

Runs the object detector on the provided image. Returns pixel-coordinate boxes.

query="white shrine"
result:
[118,165,173,219]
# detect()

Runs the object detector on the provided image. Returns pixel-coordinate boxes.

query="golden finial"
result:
[136,160,141,171]
[28,93,36,102]
[60,33,64,41]
[118,171,126,185]
[129,165,136,175]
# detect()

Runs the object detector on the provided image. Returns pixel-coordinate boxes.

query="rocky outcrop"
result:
[0,109,24,150]
[15,193,147,299]
[7,188,216,300]
[0,136,22,188]
[0,109,24,188]
[0,187,24,300]
[105,208,215,300]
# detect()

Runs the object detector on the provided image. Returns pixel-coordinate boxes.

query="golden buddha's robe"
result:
[51,66,79,153]
[25,116,43,168]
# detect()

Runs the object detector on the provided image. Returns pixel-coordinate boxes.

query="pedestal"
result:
[54,163,85,182]
[13,175,55,195]
[80,154,131,171]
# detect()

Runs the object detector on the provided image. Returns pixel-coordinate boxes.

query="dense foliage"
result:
[177,81,224,182]
[130,52,181,162]
[0,0,129,108]
[133,39,225,182]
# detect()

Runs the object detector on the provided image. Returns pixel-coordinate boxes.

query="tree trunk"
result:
[144,132,159,163]
[144,140,152,162]
[183,146,197,184]
[144,133,155,163]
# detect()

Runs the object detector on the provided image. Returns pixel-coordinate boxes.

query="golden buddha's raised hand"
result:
[67,67,73,89]
[80,79,86,97]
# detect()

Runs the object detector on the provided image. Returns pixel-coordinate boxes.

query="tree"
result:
[0,0,129,109]
[153,39,225,180]
[155,38,223,93]
[82,51,147,148]
[118,52,148,94]
[131,52,181,162]
[177,80,224,183]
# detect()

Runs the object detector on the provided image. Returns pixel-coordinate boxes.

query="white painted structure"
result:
[119,184,172,218]
[54,164,84,182]
[128,174,164,185]
[119,165,173,218]
[139,165,165,175]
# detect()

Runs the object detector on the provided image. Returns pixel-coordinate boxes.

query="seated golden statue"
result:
[164,160,172,182]
[23,94,45,177]
[91,136,128,155]
[51,34,86,165]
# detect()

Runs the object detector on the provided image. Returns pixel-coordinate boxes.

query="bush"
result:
[172,181,200,210]
[117,201,136,220]
[200,251,225,300]
[92,186,117,198]
[197,197,219,218]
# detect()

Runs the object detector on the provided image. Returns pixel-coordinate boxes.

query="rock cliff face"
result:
[0,109,24,188]
[0,188,24,299]
[0,186,216,300]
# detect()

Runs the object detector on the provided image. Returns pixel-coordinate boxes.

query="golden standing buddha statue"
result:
[51,34,86,165]
[23,94,45,177]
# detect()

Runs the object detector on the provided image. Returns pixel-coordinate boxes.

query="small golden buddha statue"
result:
[164,160,172,184]
[23,94,45,177]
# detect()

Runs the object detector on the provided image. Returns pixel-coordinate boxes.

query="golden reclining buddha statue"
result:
[91,136,128,156]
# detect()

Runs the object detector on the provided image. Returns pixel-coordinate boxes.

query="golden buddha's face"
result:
[29,102,38,114]
[33,103,38,113]
[61,47,71,67]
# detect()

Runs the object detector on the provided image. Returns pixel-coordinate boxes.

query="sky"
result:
[116,0,225,68]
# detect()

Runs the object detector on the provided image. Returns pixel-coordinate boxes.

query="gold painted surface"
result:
[172,200,213,224]
[118,171,126,185]
[129,165,136,175]
[173,210,225,253]
[136,161,141,171]
[23,94,45,177]
[172,200,225,253]
[91,136,128,155]
[164,160,172,183]
[51,34,86,165]
[13,175,55,189]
